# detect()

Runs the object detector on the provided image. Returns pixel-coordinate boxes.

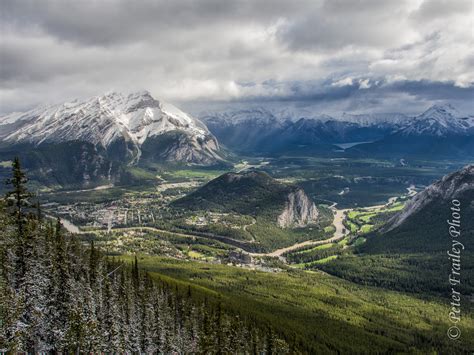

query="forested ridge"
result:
[0,158,290,353]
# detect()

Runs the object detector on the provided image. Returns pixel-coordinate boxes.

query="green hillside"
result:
[173,171,292,217]
[320,171,474,298]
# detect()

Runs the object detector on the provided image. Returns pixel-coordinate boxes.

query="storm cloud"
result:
[0,0,472,114]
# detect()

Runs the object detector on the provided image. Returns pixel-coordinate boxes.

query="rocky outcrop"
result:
[383,164,474,232]
[160,133,222,165]
[278,188,319,228]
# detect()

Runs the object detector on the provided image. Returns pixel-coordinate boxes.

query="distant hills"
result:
[201,108,408,154]
[1,92,472,190]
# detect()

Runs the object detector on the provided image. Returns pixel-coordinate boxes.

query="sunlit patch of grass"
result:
[188,250,205,259]
[352,237,366,247]
[165,169,225,180]
[360,224,374,234]
[312,255,338,264]
[359,213,377,223]
[324,225,335,233]
[337,237,350,246]
[386,202,405,212]
[346,221,359,233]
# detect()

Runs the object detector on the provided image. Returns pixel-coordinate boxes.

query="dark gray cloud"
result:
[277,0,413,51]
[1,0,295,46]
[0,0,472,115]
[184,79,474,114]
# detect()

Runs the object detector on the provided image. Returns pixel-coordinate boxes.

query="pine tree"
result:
[48,218,72,349]
[5,157,33,289]
[5,157,32,238]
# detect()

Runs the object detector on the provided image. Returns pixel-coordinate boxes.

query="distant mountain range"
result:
[0,91,224,186]
[201,104,474,158]
[349,104,474,158]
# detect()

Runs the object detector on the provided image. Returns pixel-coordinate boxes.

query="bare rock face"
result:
[158,133,222,165]
[383,164,474,232]
[278,188,319,228]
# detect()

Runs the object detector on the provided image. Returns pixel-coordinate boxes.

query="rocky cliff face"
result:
[383,164,474,232]
[278,188,319,228]
[160,133,221,164]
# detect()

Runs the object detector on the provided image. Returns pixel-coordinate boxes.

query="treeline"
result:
[0,158,290,353]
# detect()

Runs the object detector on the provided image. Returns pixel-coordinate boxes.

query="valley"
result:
[1,93,473,353]
[3,3,474,352]
[37,155,466,266]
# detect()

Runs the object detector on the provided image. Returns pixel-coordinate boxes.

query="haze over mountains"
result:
[202,103,474,157]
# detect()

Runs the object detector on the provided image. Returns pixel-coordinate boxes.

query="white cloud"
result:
[331,77,354,87]
[0,0,472,114]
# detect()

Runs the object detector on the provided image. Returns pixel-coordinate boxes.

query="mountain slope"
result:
[382,164,474,234]
[0,197,287,353]
[0,91,224,186]
[359,164,474,254]
[200,109,288,153]
[0,91,221,164]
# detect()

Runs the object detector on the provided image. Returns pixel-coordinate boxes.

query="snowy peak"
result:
[0,91,222,165]
[339,112,410,127]
[398,104,468,136]
[201,107,285,127]
[418,103,460,120]
[0,90,210,147]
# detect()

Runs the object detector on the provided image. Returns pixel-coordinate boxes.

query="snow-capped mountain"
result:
[339,112,410,127]
[200,103,473,157]
[200,108,409,153]
[0,91,225,187]
[0,91,222,165]
[201,108,289,153]
[348,104,474,158]
[395,104,471,137]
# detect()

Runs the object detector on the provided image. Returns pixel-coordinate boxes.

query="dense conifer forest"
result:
[0,158,289,353]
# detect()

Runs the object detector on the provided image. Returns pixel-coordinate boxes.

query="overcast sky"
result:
[1,0,473,115]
